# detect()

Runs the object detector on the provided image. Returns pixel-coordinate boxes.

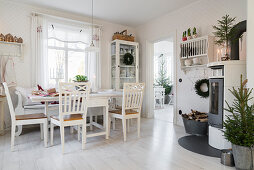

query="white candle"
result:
[217,49,220,61]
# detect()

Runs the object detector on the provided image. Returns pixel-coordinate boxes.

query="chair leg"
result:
[40,124,43,140]
[127,119,130,133]
[43,120,48,147]
[70,126,74,134]
[82,122,86,150]
[122,119,127,142]
[113,118,116,130]
[137,117,141,138]
[50,122,54,146]
[15,125,22,137]
[11,124,15,151]
[60,126,65,153]
[105,106,109,139]
[78,125,81,141]
[108,116,111,137]
[90,116,93,131]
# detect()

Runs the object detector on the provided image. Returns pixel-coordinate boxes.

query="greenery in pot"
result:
[192,27,197,38]
[155,54,172,104]
[182,31,187,41]
[193,27,197,35]
[223,75,254,169]
[213,14,236,60]
[187,28,192,39]
[73,75,88,82]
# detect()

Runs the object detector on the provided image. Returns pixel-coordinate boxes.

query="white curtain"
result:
[31,13,48,88]
[31,14,101,89]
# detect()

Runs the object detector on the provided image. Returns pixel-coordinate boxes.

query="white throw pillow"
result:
[15,86,40,106]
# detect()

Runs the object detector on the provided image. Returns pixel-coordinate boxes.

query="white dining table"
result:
[29,90,122,139]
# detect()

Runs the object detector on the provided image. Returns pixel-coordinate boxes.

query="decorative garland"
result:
[194,79,209,98]
[123,53,134,65]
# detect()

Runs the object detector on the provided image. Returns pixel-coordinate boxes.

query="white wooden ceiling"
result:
[12,0,200,27]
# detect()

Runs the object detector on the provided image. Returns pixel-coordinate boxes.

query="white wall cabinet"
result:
[111,40,139,90]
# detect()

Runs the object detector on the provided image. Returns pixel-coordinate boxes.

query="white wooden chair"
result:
[3,82,48,151]
[50,82,90,153]
[109,83,145,141]
[15,87,59,136]
[154,86,165,108]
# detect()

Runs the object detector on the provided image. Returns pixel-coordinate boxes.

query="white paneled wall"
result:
[136,0,247,125]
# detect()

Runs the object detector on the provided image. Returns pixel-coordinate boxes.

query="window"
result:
[46,22,100,88]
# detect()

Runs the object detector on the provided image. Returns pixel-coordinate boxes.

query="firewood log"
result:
[196,118,208,122]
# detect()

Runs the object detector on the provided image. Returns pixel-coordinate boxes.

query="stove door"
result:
[208,78,224,128]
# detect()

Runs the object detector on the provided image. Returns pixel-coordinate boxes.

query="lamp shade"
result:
[85,45,99,52]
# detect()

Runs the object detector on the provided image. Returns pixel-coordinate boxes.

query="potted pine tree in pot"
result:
[155,54,172,104]
[223,76,254,170]
[213,14,236,61]
[187,28,192,40]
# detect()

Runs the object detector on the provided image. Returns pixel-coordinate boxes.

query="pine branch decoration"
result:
[213,14,236,46]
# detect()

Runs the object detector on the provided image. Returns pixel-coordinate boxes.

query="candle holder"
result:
[50,67,64,88]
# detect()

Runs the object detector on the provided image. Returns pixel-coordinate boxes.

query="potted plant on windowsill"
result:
[73,75,88,82]
[223,75,254,170]
[73,75,88,91]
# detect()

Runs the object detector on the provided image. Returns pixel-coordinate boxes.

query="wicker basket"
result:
[112,30,135,42]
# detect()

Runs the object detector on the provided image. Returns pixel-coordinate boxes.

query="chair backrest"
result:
[59,82,90,119]
[122,83,145,115]
[154,87,165,99]
[2,82,16,123]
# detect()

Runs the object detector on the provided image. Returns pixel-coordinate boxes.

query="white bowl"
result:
[185,59,192,66]
[193,58,200,65]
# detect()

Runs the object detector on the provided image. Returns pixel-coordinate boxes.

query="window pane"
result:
[68,51,86,82]
[48,38,64,48]
[48,49,65,87]
[68,42,86,50]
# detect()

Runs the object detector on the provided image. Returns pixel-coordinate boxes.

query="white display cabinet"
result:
[111,40,139,90]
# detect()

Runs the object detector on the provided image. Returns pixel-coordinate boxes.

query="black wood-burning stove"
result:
[208,78,224,129]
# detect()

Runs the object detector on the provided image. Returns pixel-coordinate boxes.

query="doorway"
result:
[153,39,174,123]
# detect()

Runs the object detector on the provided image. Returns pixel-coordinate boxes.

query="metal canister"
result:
[221,149,235,167]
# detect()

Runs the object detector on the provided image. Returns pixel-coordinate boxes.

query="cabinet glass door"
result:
[111,42,116,89]
[119,43,136,89]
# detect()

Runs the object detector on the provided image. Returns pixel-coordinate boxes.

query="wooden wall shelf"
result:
[0,41,24,58]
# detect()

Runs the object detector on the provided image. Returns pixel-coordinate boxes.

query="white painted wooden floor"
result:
[0,118,233,170]
[154,104,174,123]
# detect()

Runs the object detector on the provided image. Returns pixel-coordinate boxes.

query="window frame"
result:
[47,37,88,83]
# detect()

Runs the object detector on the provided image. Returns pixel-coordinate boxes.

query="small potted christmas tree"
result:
[213,14,236,61]
[192,27,197,38]
[182,31,187,41]
[223,75,254,170]
[187,28,192,40]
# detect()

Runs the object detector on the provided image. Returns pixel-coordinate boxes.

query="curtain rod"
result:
[32,12,103,28]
